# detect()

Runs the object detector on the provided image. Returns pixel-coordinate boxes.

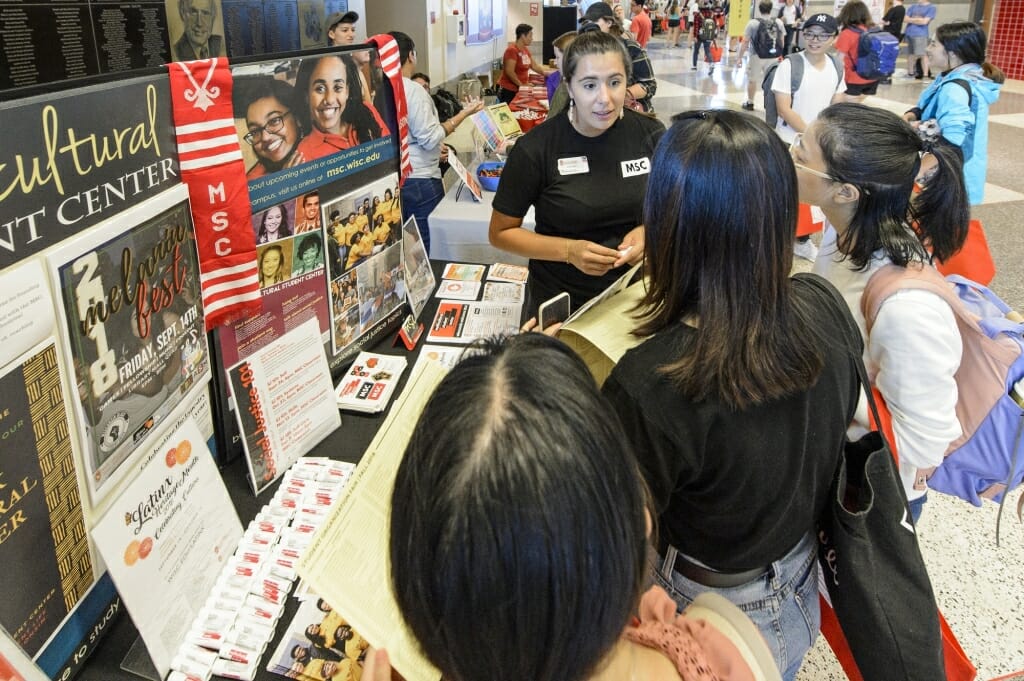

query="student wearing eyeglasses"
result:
[233,77,305,178]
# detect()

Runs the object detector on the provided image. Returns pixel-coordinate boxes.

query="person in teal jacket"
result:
[904,22,1004,205]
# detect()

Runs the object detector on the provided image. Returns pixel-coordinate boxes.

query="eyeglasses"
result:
[789,134,871,194]
[803,32,833,42]
[244,110,293,145]
[789,134,839,181]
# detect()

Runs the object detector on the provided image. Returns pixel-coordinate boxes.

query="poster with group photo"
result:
[216,51,404,379]
[322,174,407,355]
[47,185,211,503]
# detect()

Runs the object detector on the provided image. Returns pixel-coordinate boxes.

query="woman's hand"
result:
[567,239,621,276]
[903,111,919,123]
[520,317,563,336]
[363,648,402,681]
[615,226,645,267]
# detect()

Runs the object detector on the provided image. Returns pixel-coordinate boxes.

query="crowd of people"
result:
[220,9,1007,680]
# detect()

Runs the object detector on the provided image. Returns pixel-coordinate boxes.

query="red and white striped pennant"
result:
[167,57,262,329]
[367,34,412,184]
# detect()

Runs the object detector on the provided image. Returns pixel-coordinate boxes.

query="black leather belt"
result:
[662,544,769,589]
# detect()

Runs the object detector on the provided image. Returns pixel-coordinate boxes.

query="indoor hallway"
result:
[638,33,1024,681]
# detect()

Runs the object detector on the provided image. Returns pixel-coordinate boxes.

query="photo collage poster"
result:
[323,175,406,356]
[47,185,211,504]
[217,48,406,385]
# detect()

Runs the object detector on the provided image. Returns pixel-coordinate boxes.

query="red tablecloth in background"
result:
[509,79,548,133]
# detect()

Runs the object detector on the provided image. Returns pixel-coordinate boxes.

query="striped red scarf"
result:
[367,34,412,184]
[167,57,262,329]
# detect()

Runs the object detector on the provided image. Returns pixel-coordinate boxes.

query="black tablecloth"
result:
[77,261,454,681]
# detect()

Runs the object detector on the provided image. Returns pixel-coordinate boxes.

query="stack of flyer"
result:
[334,352,409,413]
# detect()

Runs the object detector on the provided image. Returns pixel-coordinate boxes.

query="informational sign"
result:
[227,318,341,494]
[0,74,180,270]
[47,185,211,503]
[92,416,243,678]
[0,340,93,659]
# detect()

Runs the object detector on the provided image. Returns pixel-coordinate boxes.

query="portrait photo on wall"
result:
[254,201,294,243]
[46,185,211,503]
[257,239,295,289]
[167,0,228,61]
[465,0,505,45]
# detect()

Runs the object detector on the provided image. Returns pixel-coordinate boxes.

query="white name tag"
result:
[558,156,590,175]
[621,157,651,178]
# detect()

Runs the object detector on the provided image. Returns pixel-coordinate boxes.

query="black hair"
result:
[298,234,321,257]
[935,21,1006,83]
[816,103,969,267]
[390,334,648,681]
[515,23,533,39]
[758,0,774,13]
[411,71,430,84]
[637,109,823,409]
[295,55,385,144]
[388,30,415,66]
[562,28,632,83]
[838,0,871,28]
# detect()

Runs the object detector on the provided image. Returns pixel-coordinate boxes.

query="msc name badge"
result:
[621,157,651,178]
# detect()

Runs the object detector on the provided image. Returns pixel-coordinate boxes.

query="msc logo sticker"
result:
[621,157,650,178]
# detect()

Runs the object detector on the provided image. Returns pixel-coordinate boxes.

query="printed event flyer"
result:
[91,417,243,679]
[47,185,211,503]
[0,340,93,659]
[228,318,341,494]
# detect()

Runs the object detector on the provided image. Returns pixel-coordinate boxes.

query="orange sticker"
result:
[124,540,141,566]
[176,440,192,464]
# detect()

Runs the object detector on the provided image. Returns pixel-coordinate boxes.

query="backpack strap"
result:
[789,54,804,94]
[948,78,973,110]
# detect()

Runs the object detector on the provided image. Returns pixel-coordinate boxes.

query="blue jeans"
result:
[693,39,712,67]
[908,492,928,523]
[401,177,445,255]
[652,532,819,681]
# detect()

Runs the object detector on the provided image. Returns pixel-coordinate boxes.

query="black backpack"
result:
[699,18,717,42]
[432,88,462,123]
[762,53,842,127]
[752,18,783,58]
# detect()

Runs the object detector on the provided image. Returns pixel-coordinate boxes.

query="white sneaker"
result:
[793,239,819,262]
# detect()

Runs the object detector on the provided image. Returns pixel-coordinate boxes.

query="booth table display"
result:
[73,261,473,681]
[509,85,549,133]
[428,183,535,265]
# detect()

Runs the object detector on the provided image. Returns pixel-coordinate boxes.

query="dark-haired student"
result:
[489,30,663,314]
[372,333,780,681]
[601,110,863,681]
[800,103,969,521]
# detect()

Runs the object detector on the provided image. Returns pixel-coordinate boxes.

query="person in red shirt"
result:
[630,0,653,48]
[835,0,879,102]
[497,23,552,104]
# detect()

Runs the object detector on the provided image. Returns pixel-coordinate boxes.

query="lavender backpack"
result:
[863,265,1024,533]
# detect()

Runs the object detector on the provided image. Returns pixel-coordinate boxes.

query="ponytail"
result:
[982,61,1006,84]
[912,143,969,262]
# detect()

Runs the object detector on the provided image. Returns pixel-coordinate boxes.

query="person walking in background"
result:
[880,0,905,83]
[389,31,483,253]
[771,12,845,261]
[496,24,552,104]
[666,0,683,47]
[904,22,1004,205]
[779,0,800,54]
[835,1,879,102]
[737,0,785,110]
[904,0,936,78]
[691,2,717,72]
[630,0,653,48]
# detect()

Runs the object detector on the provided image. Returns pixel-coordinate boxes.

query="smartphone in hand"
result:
[538,292,571,330]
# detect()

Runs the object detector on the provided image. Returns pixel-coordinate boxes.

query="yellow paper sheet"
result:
[297,360,449,681]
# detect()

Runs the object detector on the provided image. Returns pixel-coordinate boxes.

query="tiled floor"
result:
[641,35,1024,681]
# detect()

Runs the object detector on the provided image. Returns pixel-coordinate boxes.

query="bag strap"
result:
[796,274,890,444]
